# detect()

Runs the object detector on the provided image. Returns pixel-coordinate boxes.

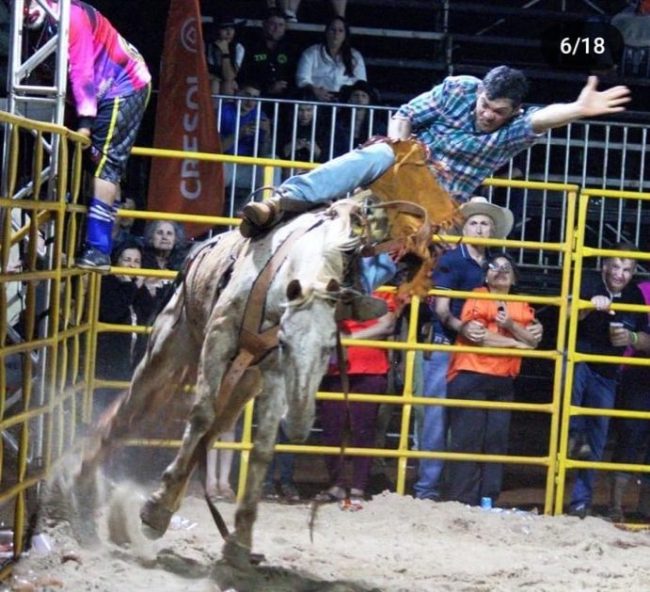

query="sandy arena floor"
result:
[5,482,650,592]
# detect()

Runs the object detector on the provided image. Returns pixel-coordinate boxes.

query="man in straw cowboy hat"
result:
[241,65,630,237]
[413,196,535,501]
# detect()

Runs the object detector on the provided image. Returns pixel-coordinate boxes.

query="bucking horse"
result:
[68,144,459,569]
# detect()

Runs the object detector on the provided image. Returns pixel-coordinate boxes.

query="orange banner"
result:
[147,0,223,237]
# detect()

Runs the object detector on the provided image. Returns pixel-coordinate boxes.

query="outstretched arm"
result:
[530,76,630,134]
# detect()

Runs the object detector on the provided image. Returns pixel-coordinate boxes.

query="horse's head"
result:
[278,278,341,442]
[266,201,361,441]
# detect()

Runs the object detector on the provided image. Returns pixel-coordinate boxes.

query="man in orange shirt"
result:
[445,254,540,506]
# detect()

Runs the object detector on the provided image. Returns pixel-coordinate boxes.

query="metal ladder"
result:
[1,0,72,468]
[2,0,70,199]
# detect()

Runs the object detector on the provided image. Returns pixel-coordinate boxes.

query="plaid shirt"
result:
[395,75,542,202]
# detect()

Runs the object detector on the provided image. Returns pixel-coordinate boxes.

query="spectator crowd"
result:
[5,0,649,520]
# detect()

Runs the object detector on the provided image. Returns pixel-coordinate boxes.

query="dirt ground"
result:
[5,480,650,592]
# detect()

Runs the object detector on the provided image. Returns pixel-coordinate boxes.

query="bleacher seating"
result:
[217,0,650,292]
[231,0,650,108]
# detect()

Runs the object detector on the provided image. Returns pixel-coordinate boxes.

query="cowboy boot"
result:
[638,479,650,518]
[242,196,283,227]
[240,192,318,238]
[335,291,388,322]
[240,197,283,238]
[607,472,629,522]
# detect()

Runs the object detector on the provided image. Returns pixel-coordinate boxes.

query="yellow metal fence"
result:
[2,113,650,577]
[554,189,650,515]
[1,111,89,573]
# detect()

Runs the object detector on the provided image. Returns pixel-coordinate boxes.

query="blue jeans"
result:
[569,363,617,508]
[280,142,397,291]
[413,349,450,500]
[280,142,395,203]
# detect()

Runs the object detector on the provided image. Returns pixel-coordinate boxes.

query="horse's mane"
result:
[285,199,361,295]
[319,199,362,278]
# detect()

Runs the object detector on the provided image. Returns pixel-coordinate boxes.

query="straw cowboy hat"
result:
[459,196,514,239]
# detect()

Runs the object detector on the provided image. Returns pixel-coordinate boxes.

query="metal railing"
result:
[554,188,650,516]
[210,94,650,275]
[0,109,88,576]
[3,111,650,579]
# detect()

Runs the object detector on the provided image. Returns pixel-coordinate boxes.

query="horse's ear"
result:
[286,279,303,301]
[325,278,340,293]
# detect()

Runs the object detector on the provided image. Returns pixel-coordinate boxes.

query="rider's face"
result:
[474,92,517,133]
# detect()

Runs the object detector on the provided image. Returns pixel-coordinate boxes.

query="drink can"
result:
[480,496,492,510]
[609,321,625,345]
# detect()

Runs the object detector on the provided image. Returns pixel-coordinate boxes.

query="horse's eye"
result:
[278,335,289,349]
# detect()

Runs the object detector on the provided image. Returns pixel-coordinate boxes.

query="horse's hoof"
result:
[222,538,260,570]
[139,498,173,538]
[141,523,164,541]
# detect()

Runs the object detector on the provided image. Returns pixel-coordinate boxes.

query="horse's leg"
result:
[139,397,216,536]
[222,372,284,569]
[140,314,241,535]
[141,365,262,537]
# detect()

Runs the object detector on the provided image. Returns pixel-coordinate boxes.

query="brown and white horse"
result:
[77,200,364,568]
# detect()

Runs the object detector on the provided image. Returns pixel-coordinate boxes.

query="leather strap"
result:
[357,198,432,258]
[214,218,325,413]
